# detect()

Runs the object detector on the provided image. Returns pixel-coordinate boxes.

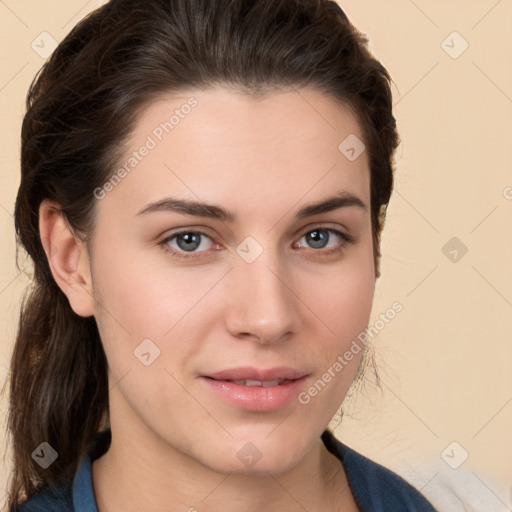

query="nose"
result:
[223,247,299,345]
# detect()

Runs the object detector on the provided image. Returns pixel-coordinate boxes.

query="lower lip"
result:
[200,376,308,412]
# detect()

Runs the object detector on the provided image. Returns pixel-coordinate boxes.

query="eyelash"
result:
[158,227,355,261]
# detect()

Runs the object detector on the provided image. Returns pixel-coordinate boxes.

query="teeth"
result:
[231,379,287,387]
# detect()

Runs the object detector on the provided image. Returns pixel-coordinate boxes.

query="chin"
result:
[216,452,300,477]
[201,432,306,476]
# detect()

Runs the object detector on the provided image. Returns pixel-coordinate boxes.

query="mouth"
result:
[203,365,308,382]
[205,377,294,387]
[199,373,309,412]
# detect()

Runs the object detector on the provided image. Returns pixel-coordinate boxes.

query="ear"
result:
[39,199,95,317]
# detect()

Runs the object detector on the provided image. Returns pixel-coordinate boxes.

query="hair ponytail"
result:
[6,270,108,508]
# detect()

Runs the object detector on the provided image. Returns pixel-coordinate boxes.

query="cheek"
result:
[306,249,375,342]
[90,252,209,420]
[297,275,374,422]
[92,241,198,332]
[319,271,373,323]
[298,249,375,395]
[90,244,226,371]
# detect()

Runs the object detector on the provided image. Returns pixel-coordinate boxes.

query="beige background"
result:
[1,1,511,510]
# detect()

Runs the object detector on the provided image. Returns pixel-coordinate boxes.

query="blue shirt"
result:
[16,429,437,511]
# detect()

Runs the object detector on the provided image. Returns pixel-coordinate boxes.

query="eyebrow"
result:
[135,191,368,221]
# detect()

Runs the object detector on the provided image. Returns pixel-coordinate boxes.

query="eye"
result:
[159,227,354,261]
[295,228,354,254]
[160,230,216,260]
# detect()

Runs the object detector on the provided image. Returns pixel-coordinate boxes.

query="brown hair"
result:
[4,0,399,508]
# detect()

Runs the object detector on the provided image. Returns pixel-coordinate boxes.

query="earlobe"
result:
[39,199,95,317]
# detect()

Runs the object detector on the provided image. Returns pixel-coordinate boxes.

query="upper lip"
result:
[204,366,309,381]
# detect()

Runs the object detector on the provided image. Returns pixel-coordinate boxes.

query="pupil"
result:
[308,230,327,249]
[177,233,200,251]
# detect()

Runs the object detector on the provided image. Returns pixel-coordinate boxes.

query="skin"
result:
[40,85,375,512]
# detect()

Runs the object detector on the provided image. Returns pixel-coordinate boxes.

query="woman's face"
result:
[86,85,375,474]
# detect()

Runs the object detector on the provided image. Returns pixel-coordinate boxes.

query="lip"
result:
[199,366,310,412]
[200,376,308,412]
[204,366,308,382]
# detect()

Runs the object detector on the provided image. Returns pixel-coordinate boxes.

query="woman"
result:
[6,0,437,510]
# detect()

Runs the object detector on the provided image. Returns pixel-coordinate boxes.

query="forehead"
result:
[99,85,370,219]
[133,85,365,154]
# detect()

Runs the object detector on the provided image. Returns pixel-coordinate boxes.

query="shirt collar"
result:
[72,455,98,512]
[72,429,111,512]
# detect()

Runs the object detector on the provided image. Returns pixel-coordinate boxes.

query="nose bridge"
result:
[225,240,297,342]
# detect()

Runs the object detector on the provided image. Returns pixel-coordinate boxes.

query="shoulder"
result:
[321,430,438,511]
[15,484,73,512]
[341,444,437,510]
